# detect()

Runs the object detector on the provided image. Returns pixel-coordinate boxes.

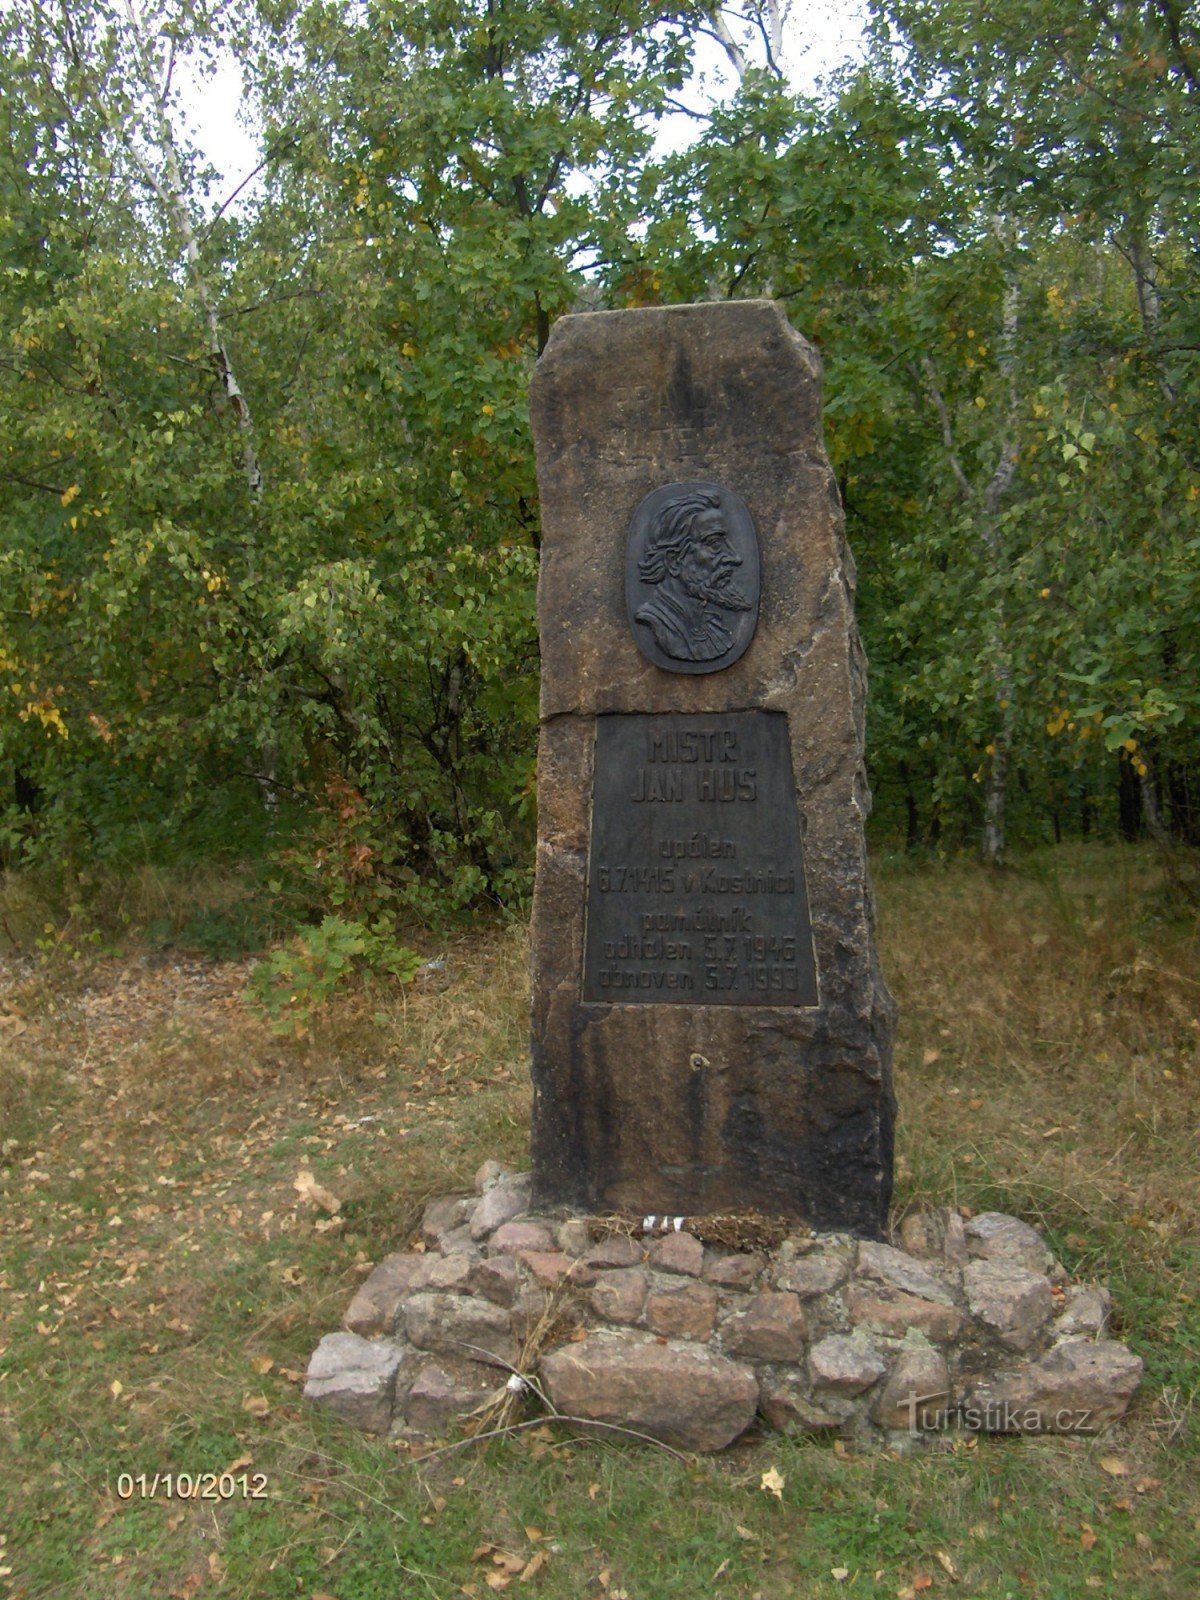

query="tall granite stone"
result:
[529,300,895,1235]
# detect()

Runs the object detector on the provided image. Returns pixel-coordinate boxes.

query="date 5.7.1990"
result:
[115,1472,268,1500]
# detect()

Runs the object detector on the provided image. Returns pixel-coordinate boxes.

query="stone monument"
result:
[301,304,1143,1451]
[528,299,896,1236]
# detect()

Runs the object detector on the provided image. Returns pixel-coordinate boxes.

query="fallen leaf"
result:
[913,1577,933,1592]
[735,1525,757,1541]
[109,1379,123,1398]
[935,1549,959,1580]
[294,1166,341,1212]
[760,1466,785,1500]
[588,1483,601,1501]
[225,1454,253,1474]
[485,1576,511,1593]
[280,1265,306,1285]
[1099,1456,1129,1477]
[1136,1533,1153,1552]
[208,1553,225,1582]
[1080,1525,1097,1551]
[471,1545,498,1564]
[493,1553,525,1575]
[519,1551,547,1582]
[713,1558,731,1579]
[250,1354,274,1376]
[922,1049,942,1066]
[242,1394,270,1417]
[523,1526,543,1543]
[832,1568,850,1581]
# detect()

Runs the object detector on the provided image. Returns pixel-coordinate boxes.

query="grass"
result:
[1,842,1198,1599]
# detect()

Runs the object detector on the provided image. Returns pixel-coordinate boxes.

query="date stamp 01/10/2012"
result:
[114,1471,269,1502]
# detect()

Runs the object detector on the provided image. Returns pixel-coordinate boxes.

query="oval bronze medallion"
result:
[625,481,760,674]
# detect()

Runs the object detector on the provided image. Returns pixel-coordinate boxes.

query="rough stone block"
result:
[846,1286,963,1342]
[645,1280,719,1341]
[403,1292,516,1367]
[588,1267,648,1325]
[540,1330,759,1451]
[469,1175,532,1241]
[583,1236,644,1270]
[304,1332,406,1434]
[965,1339,1143,1432]
[773,1252,850,1297]
[721,1291,807,1362]
[898,1208,968,1268]
[343,1253,427,1336]
[404,1358,501,1437]
[470,1255,521,1308]
[648,1232,704,1277]
[490,1221,557,1255]
[808,1333,886,1396]
[964,1260,1054,1351]
[872,1346,951,1431]
[421,1195,473,1250]
[857,1240,956,1305]
[965,1212,1055,1276]
[759,1372,851,1433]
[702,1250,765,1289]
[1053,1285,1111,1338]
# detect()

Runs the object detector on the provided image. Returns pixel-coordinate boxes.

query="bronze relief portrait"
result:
[625,481,760,674]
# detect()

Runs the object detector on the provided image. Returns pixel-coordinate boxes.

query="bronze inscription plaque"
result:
[583,711,818,1005]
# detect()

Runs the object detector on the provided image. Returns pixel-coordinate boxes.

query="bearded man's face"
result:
[671,509,752,610]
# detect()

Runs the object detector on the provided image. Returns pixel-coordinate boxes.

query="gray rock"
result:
[343,1252,426,1336]
[304,1332,406,1434]
[588,1267,648,1325]
[963,1260,1054,1351]
[965,1212,1056,1276]
[644,1280,719,1341]
[721,1291,807,1362]
[422,1252,476,1293]
[808,1333,886,1395]
[490,1221,557,1255]
[540,1330,759,1451]
[583,1235,644,1270]
[773,1252,850,1297]
[556,1218,592,1256]
[404,1358,501,1437]
[897,1209,969,1268]
[702,1250,765,1289]
[965,1339,1143,1432]
[872,1345,951,1431]
[845,1286,963,1342]
[474,1159,510,1194]
[469,1175,531,1241]
[421,1194,473,1250]
[1053,1285,1111,1338]
[403,1292,517,1366]
[758,1372,852,1433]
[857,1240,956,1305]
[470,1254,521,1308]
[648,1232,704,1277]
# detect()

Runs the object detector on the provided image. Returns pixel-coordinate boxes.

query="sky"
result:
[177,1,869,212]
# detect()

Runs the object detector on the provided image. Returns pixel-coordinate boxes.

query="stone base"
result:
[304,1163,1143,1452]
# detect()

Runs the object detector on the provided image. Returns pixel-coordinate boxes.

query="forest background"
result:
[1,0,1197,974]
